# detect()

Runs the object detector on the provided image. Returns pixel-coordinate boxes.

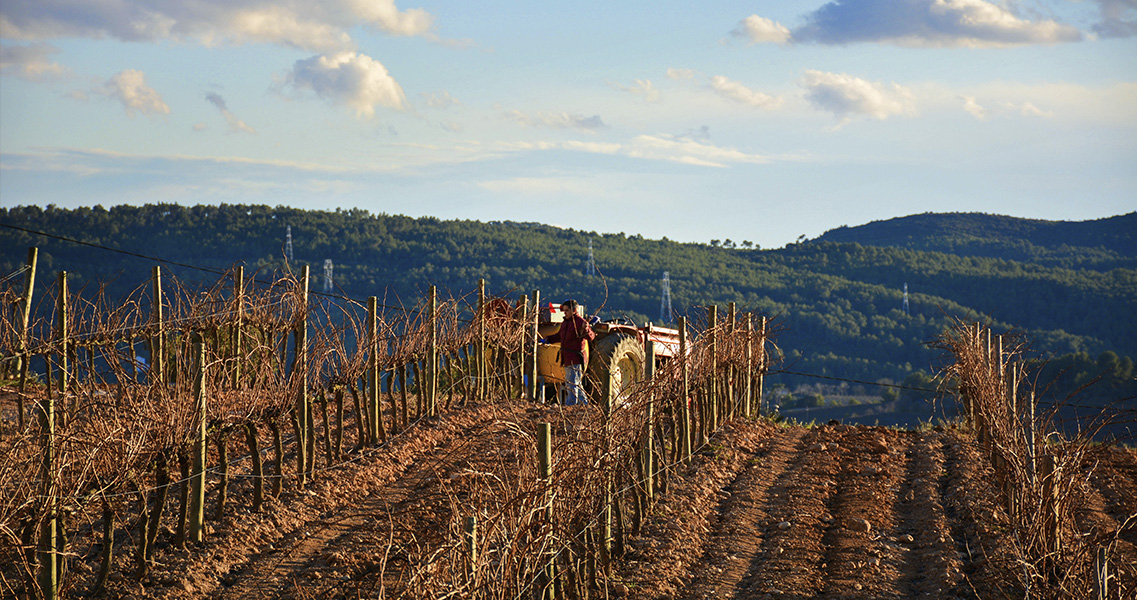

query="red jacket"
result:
[547,314,596,366]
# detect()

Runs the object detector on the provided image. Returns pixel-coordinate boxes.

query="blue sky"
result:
[1,0,1134,248]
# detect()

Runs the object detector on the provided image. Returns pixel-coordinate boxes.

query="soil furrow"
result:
[737,426,840,599]
[894,430,966,598]
[211,402,522,600]
[675,427,805,600]
[817,427,909,599]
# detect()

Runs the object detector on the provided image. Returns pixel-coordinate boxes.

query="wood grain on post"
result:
[465,514,477,581]
[643,340,655,503]
[294,266,310,487]
[744,314,753,419]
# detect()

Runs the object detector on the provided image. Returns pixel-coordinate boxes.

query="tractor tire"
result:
[587,333,645,412]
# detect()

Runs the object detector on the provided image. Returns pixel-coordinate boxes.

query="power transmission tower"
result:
[323,259,334,293]
[903,283,910,316]
[586,239,596,276]
[285,225,294,262]
[660,271,673,323]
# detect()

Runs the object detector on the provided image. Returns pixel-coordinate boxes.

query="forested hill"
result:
[2,204,1134,409]
[814,212,1137,271]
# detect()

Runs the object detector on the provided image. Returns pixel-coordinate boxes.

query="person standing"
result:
[546,299,595,406]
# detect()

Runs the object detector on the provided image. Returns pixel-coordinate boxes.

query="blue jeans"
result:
[564,364,587,406]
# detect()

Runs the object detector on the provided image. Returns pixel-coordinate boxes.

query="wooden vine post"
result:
[188,334,207,544]
[536,422,555,600]
[369,297,386,445]
[757,316,766,416]
[57,271,69,402]
[478,279,486,403]
[16,247,37,428]
[232,266,244,388]
[678,316,692,462]
[429,285,438,417]
[708,305,718,433]
[465,515,477,582]
[37,359,59,600]
[151,266,166,387]
[529,290,540,402]
[744,314,753,418]
[643,339,656,503]
[727,302,736,419]
[295,266,311,485]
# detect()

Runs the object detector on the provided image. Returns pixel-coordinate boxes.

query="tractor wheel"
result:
[587,333,645,412]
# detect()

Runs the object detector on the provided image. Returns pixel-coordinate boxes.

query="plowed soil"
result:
[8,396,1136,599]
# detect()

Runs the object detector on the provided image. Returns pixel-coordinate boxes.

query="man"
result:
[545,299,596,406]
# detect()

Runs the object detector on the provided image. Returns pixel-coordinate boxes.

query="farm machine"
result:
[535,302,681,411]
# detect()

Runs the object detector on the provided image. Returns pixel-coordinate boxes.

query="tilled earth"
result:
[7,396,1136,599]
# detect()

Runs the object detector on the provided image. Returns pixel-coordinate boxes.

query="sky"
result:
[1,0,1135,249]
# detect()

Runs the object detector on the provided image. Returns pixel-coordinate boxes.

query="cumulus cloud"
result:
[666,68,695,80]
[206,92,255,133]
[740,0,1083,47]
[1091,0,1137,38]
[193,122,208,132]
[614,78,661,103]
[98,69,170,117]
[283,51,406,118]
[0,0,434,52]
[731,15,792,44]
[507,110,607,131]
[710,75,782,109]
[800,70,915,125]
[0,42,68,80]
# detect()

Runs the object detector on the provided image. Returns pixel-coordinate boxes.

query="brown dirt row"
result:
[618,422,1020,600]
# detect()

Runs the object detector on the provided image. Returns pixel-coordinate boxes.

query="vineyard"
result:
[1,248,1135,600]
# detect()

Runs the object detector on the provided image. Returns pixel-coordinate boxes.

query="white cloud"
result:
[999,101,1055,118]
[0,1,434,52]
[615,78,661,103]
[800,70,916,125]
[666,68,695,80]
[422,90,459,109]
[760,0,1083,47]
[440,120,463,133]
[193,122,208,132]
[498,135,770,168]
[960,95,988,119]
[731,15,792,44]
[710,75,782,109]
[284,51,406,118]
[99,69,170,117]
[507,110,607,131]
[0,43,67,80]
[206,92,256,133]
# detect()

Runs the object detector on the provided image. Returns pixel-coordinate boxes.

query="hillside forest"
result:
[1,204,1134,425]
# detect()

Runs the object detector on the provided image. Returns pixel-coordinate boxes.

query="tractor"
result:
[535,302,681,411]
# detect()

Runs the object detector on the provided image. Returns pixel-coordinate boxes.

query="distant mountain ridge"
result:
[813,212,1137,271]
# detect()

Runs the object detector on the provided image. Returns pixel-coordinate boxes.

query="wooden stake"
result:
[188,334,207,544]
[16,247,37,428]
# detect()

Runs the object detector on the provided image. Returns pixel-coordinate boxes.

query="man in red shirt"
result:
[546,299,596,405]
